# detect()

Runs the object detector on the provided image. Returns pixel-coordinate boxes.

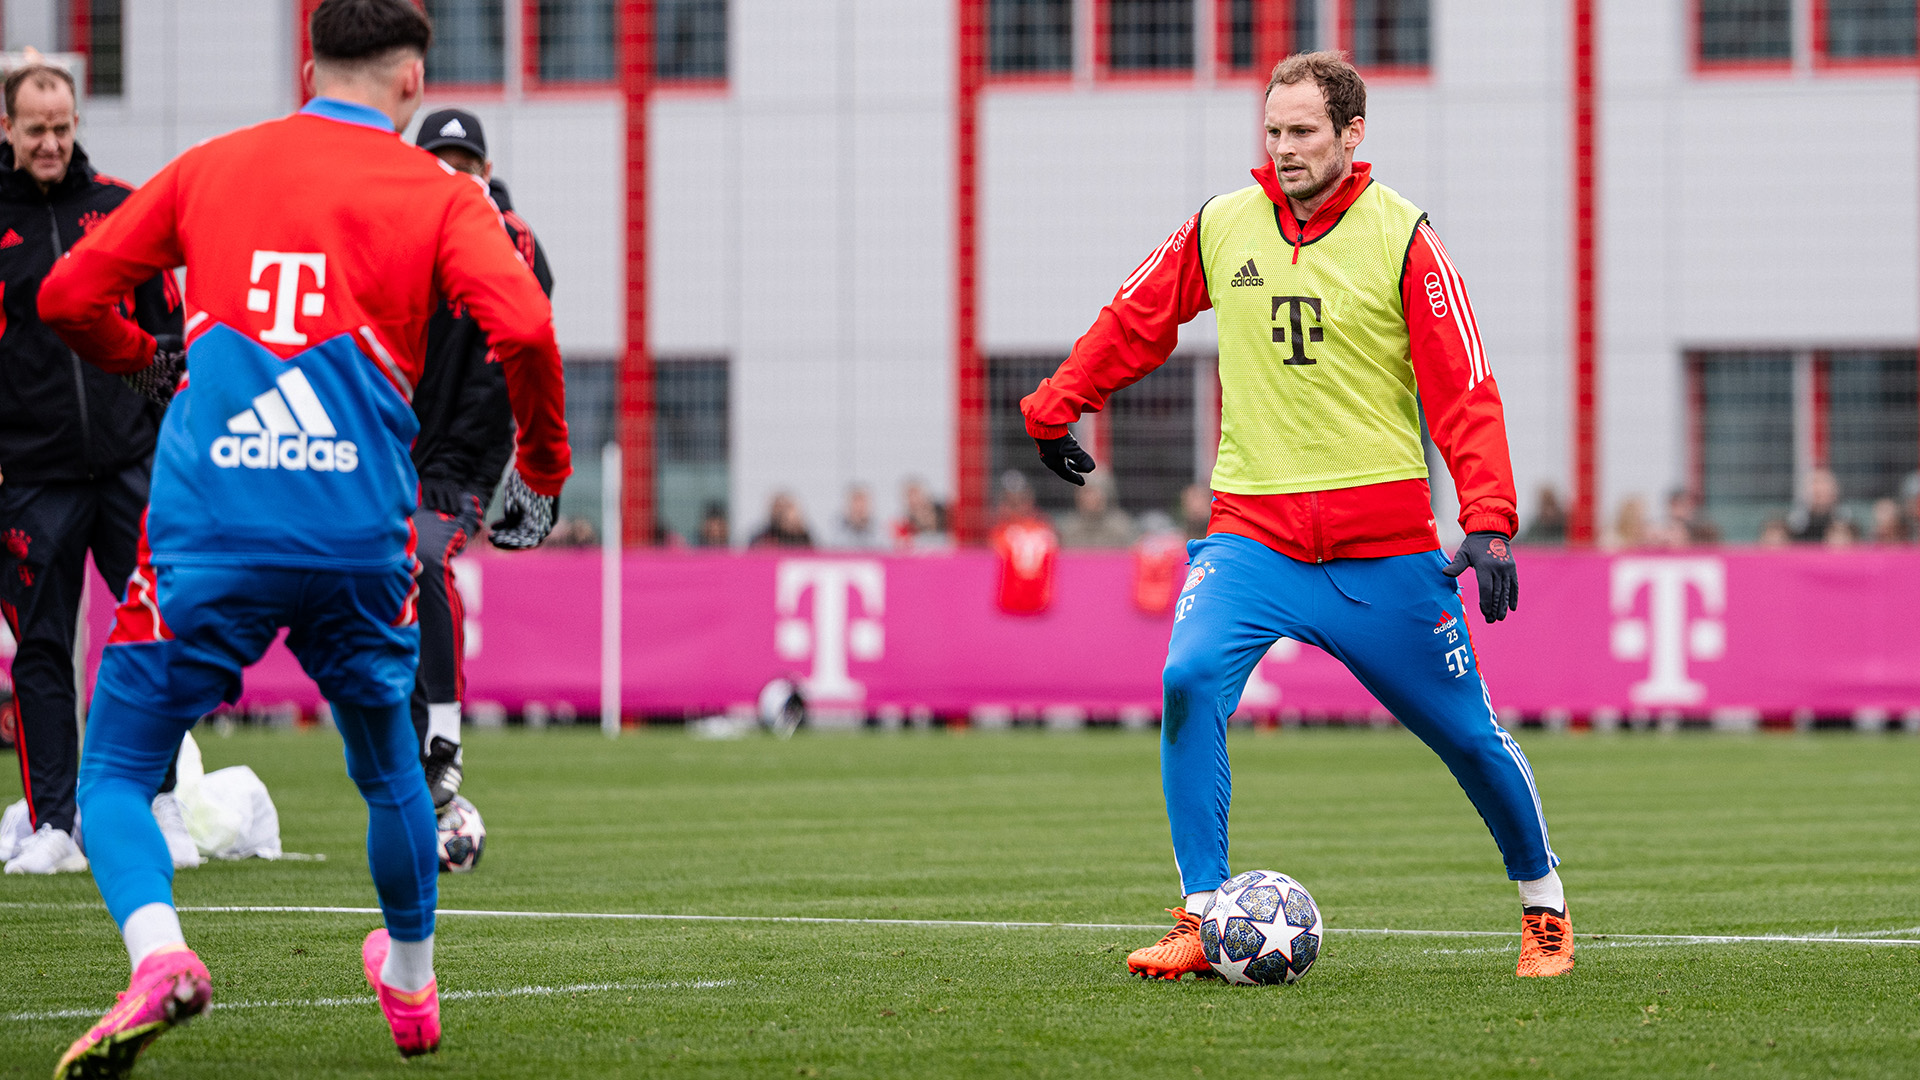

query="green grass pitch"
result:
[4,726,1919,1078]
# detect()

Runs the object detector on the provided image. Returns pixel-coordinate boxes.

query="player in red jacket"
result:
[1025,53,1568,983]
[35,3,568,1074]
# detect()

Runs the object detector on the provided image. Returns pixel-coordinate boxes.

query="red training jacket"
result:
[1022,162,1517,562]
[37,99,570,496]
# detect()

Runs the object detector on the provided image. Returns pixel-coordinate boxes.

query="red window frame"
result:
[1689,0,1795,77]
[1333,0,1431,82]
[1811,0,1920,73]
[1214,0,1291,80]
[1093,0,1198,84]
[529,0,725,96]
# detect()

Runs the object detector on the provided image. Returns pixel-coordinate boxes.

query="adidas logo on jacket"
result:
[209,368,358,472]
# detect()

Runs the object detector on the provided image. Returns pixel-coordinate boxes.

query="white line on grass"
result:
[171,905,1920,947]
[5,979,732,1023]
[9,902,1918,948]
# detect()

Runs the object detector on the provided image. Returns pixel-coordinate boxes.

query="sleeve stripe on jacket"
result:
[1120,224,1185,300]
[1416,222,1489,389]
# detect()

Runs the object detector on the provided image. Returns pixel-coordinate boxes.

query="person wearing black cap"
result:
[410,107,554,817]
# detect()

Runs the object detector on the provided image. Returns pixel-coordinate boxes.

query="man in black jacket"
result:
[410,109,554,814]
[0,62,183,873]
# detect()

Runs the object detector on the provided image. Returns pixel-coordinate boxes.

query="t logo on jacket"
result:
[246,250,326,345]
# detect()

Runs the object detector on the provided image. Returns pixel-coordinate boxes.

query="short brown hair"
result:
[310,0,432,64]
[1266,51,1366,133]
[4,63,76,119]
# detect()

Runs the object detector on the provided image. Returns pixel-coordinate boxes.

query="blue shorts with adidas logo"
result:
[1160,533,1558,894]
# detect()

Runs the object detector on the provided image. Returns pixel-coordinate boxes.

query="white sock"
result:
[1518,869,1565,912]
[122,902,186,969]
[426,703,462,751]
[380,934,435,992]
[1183,891,1216,916]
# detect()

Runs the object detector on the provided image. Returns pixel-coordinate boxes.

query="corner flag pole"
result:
[601,441,623,738]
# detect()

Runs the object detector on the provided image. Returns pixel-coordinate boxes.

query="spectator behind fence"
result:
[1870,497,1910,543]
[1056,474,1138,548]
[893,477,952,551]
[751,492,813,549]
[1518,485,1567,544]
[830,484,882,549]
[1608,495,1650,549]
[1759,516,1791,547]
[697,500,729,547]
[1180,483,1211,541]
[1788,467,1843,543]
[1655,488,1720,547]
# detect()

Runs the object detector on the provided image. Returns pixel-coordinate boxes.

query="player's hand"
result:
[1443,531,1519,622]
[1035,432,1096,487]
[123,334,185,409]
[419,478,468,517]
[488,470,557,550]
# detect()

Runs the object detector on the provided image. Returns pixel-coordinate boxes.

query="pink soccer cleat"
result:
[361,929,441,1057]
[55,944,211,1079]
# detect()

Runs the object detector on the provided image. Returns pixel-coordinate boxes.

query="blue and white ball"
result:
[1198,870,1323,985]
[436,795,486,874]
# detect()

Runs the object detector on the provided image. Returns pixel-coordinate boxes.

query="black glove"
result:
[419,478,469,517]
[488,470,558,550]
[123,334,185,409]
[1443,531,1520,623]
[1035,432,1096,487]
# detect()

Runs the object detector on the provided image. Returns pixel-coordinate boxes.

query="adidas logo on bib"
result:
[209,368,359,473]
[1230,258,1263,287]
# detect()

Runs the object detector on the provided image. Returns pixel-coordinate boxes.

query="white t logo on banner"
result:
[1609,557,1727,706]
[247,251,328,346]
[774,560,885,703]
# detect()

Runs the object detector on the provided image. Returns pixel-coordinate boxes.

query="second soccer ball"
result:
[436,795,486,874]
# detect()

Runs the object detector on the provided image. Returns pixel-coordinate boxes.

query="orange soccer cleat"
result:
[1516,905,1575,977]
[55,944,212,1079]
[1126,907,1213,981]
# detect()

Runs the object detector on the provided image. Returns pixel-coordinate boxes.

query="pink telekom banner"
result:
[10,549,1919,720]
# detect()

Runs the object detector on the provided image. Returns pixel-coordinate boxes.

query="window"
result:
[1697,0,1792,63]
[1103,0,1193,73]
[1692,349,1919,540]
[990,355,1077,515]
[1108,354,1197,517]
[1345,0,1428,68]
[1820,0,1919,60]
[62,0,122,97]
[656,358,730,544]
[1825,350,1918,505]
[536,0,616,83]
[657,0,727,81]
[989,354,1202,520]
[990,0,1073,75]
[425,0,505,85]
[1694,351,1795,540]
[1220,0,1319,73]
[554,358,617,534]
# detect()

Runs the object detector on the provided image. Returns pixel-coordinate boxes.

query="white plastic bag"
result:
[0,798,30,862]
[175,731,283,860]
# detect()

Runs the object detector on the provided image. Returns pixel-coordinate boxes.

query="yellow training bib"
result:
[1200,180,1428,495]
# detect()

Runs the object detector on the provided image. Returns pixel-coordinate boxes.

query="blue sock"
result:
[333,700,439,942]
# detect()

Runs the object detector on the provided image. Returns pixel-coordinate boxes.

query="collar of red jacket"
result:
[1254,159,1373,247]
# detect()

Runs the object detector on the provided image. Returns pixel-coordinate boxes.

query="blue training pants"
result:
[76,563,438,941]
[1162,533,1557,895]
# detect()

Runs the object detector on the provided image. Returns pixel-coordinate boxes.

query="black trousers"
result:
[0,464,158,834]
[409,494,483,756]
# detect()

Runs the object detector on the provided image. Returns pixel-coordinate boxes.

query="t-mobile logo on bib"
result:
[774,560,885,703]
[247,250,327,346]
[1609,557,1727,705]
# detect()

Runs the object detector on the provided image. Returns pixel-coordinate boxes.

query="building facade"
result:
[12,0,1916,544]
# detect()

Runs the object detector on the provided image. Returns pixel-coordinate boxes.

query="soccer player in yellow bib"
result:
[1023,52,1571,980]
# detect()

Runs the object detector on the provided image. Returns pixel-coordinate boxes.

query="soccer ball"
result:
[1198,869,1324,985]
[436,795,486,874]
